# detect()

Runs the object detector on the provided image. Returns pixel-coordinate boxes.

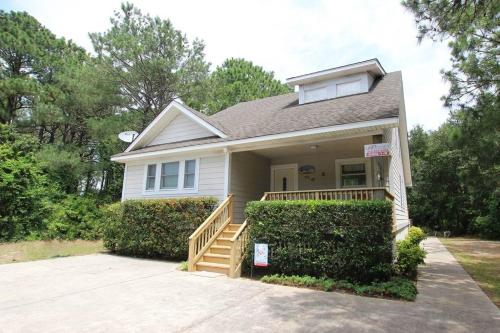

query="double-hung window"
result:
[160,162,179,189]
[341,163,366,187]
[183,159,196,189]
[336,158,371,188]
[145,164,156,190]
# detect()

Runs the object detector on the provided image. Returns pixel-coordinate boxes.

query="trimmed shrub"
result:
[101,197,217,260]
[407,226,427,245]
[394,228,426,279]
[45,195,104,240]
[245,200,394,282]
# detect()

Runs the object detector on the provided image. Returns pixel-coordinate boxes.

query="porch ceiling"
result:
[251,135,373,159]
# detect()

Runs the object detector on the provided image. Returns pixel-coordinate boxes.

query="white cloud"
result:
[3,0,452,129]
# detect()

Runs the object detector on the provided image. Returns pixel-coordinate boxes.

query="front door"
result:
[271,165,298,191]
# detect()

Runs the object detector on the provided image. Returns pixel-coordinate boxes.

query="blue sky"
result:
[3,0,453,129]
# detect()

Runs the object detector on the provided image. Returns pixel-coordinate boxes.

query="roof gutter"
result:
[111,117,399,162]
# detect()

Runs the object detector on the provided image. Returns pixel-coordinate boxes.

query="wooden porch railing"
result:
[188,194,233,271]
[263,187,393,201]
[227,193,266,278]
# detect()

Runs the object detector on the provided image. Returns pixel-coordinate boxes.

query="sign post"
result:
[254,243,268,267]
[365,143,390,187]
[364,143,390,158]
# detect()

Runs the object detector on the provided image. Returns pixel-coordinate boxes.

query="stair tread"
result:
[204,253,230,258]
[211,245,231,249]
[218,237,233,241]
[196,261,229,268]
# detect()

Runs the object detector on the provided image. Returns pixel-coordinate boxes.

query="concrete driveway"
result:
[1,238,499,333]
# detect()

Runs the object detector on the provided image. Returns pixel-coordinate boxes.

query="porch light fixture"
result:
[309,145,319,150]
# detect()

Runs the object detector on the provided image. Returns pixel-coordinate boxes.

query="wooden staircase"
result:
[188,195,249,277]
[194,223,241,275]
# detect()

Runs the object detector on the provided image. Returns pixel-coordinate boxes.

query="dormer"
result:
[286,59,386,104]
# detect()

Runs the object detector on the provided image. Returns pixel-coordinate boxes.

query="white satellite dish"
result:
[118,131,139,143]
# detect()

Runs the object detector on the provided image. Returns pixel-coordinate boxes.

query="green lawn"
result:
[0,240,105,264]
[441,237,500,308]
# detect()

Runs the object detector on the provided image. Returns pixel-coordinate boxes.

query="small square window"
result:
[161,162,179,189]
[145,164,156,190]
[184,160,196,189]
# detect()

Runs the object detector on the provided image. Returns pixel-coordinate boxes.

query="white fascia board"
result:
[398,86,412,187]
[124,100,227,153]
[286,59,386,87]
[112,117,398,162]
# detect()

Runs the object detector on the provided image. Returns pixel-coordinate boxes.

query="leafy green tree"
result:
[203,58,292,114]
[402,0,499,107]
[90,2,209,129]
[0,10,63,124]
[0,124,58,240]
[404,0,499,238]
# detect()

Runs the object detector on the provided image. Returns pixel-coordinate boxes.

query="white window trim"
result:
[270,164,299,191]
[335,157,372,188]
[183,159,199,190]
[143,164,157,193]
[142,158,200,195]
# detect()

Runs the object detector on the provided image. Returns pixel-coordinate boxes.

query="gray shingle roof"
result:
[115,71,402,158]
[210,71,401,139]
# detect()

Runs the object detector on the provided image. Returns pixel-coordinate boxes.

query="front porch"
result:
[229,134,392,223]
[188,133,398,277]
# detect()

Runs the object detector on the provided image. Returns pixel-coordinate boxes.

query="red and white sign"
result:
[364,143,391,157]
[254,243,268,267]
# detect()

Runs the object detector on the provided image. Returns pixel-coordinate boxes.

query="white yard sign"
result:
[254,243,269,267]
[364,143,391,157]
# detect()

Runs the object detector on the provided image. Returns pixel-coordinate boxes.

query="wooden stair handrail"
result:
[189,194,233,241]
[188,194,233,272]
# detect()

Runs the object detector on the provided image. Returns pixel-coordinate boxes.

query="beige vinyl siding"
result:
[384,127,410,240]
[230,152,270,223]
[122,153,226,201]
[270,136,375,190]
[148,114,214,146]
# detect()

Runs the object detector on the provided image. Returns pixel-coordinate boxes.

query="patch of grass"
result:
[441,237,500,308]
[261,274,417,301]
[0,240,105,264]
[179,261,188,271]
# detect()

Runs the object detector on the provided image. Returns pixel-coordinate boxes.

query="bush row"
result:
[261,274,418,301]
[101,197,217,260]
[244,200,394,282]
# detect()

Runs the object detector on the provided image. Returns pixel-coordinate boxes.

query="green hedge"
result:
[245,200,394,282]
[102,197,217,260]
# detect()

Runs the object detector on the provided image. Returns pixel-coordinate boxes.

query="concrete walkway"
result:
[0,237,498,333]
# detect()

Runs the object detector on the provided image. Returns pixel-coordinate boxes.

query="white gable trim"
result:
[112,117,399,162]
[125,100,227,153]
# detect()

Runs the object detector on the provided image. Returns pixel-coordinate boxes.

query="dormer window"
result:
[303,85,328,103]
[336,79,361,97]
[286,59,385,104]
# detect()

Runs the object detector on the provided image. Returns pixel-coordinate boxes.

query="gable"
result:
[124,100,227,153]
[147,113,214,146]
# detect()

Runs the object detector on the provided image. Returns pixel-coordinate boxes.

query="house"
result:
[111,58,412,277]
